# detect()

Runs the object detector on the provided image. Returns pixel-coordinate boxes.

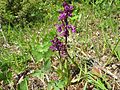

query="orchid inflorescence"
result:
[50,1,76,57]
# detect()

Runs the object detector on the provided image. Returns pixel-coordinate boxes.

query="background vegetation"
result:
[0,0,120,90]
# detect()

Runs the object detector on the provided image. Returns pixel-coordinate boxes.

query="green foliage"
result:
[113,39,120,60]
[0,0,59,28]
[114,46,120,60]
[0,0,120,89]
[47,79,67,90]
[18,78,28,90]
[0,63,12,84]
[32,60,51,75]
[31,42,52,62]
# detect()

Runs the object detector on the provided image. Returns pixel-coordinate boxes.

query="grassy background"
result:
[0,0,120,90]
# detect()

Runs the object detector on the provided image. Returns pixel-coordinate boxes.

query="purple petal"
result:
[50,46,57,51]
[59,12,67,20]
[67,25,71,29]
[60,30,69,37]
[64,5,70,11]
[55,24,62,32]
[71,26,76,33]
[68,13,72,17]
[69,5,73,11]
[72,29,76,33]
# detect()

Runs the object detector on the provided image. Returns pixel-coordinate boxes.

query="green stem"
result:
[67,53,79,68]
[112,38,120,53]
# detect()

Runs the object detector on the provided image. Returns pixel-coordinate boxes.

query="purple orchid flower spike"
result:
[50,1,76,57]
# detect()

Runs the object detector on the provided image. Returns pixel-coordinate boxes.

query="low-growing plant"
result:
[0,0,120,89]
[48,1,79,89]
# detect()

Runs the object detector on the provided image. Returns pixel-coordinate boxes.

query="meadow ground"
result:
[0,0,120,90]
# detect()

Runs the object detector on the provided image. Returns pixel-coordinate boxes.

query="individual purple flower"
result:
[60,29,69,37]
[68,13,72,17]
[50,45,57,51]
[55,24,63,32]
[64,5,70,12]
[69,5,74,11]
[59,12,67,20]
[63,1,73,15]
[59,2,73,21]
[64,4,73,13]
[67,25,76,33]
[71,25,76,33]
[50,37,61,51]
